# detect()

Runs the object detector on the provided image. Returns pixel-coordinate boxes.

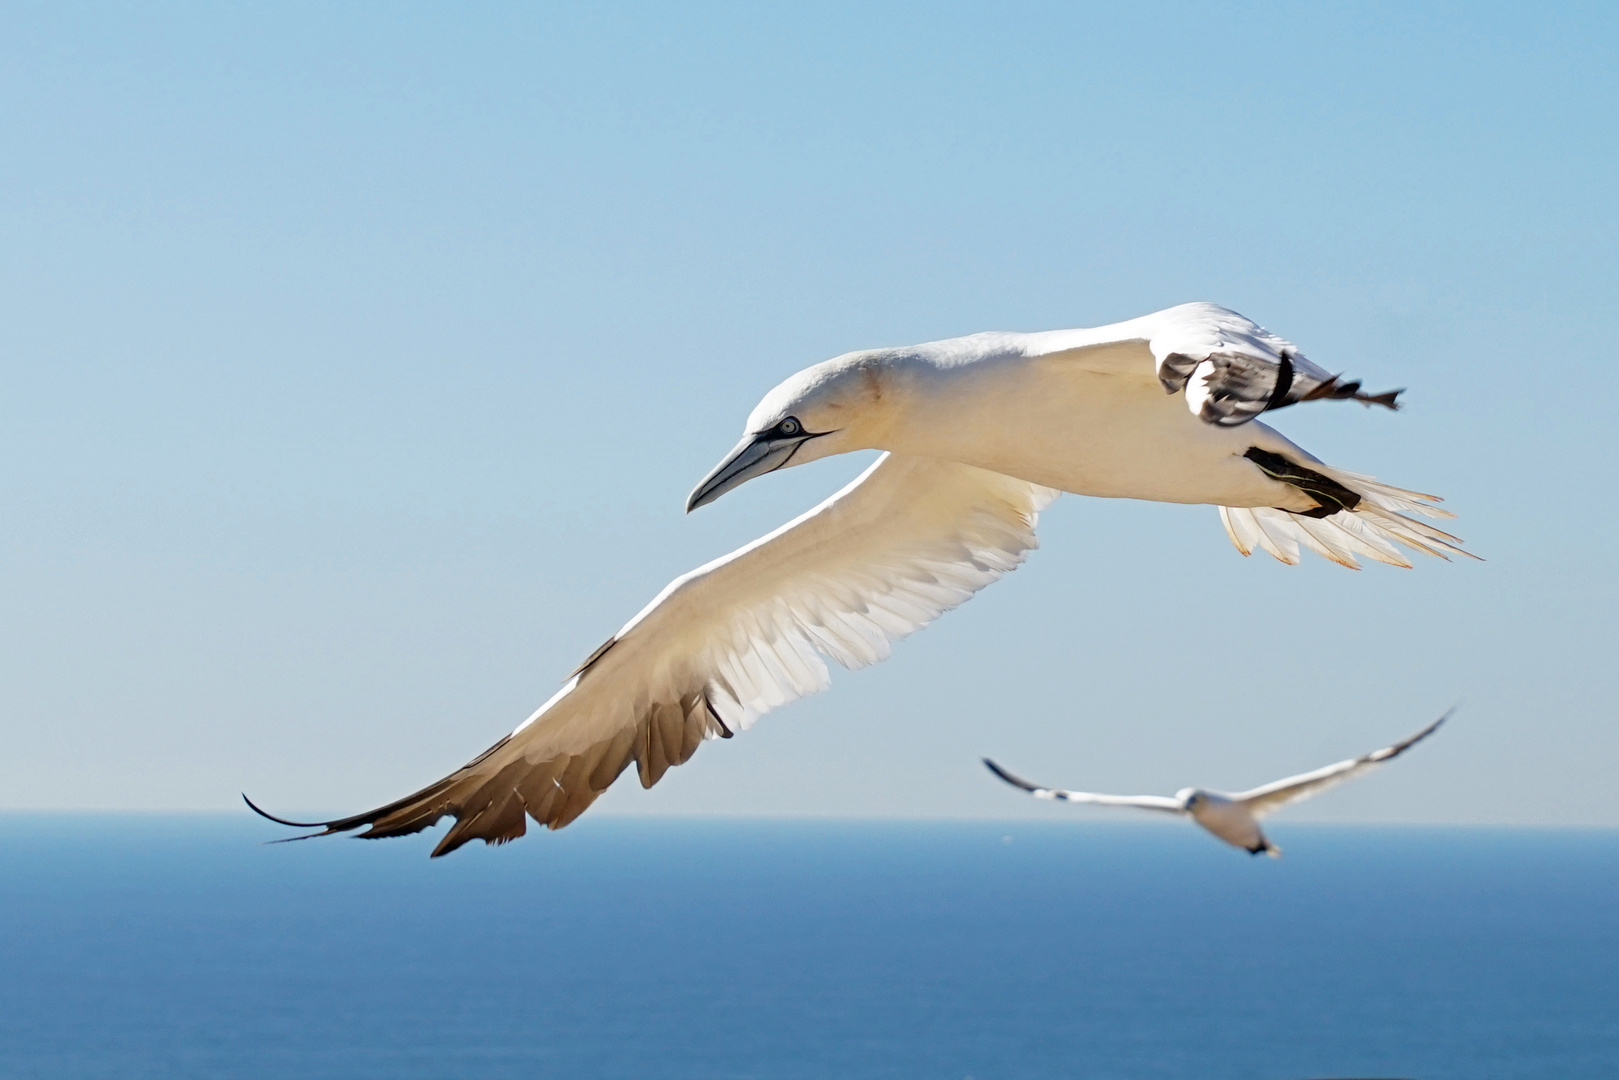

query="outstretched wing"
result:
[1022,302,1400,427]
[249,454,1058,856]
[1235,711,1451,819]
[982,759,1185,813]
[1014,303,1468,569]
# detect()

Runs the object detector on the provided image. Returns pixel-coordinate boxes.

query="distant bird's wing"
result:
[247,453,1058,856]
[982,759,1185,813]
[1021,301,1400,428]
[1234,711,1451,819]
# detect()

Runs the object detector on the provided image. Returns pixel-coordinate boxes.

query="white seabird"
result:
[984,712,1450,856]
[248,303,1473,856]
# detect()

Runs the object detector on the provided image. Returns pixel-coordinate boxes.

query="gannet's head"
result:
[1176,788,1201,811]
[686,351,898,511]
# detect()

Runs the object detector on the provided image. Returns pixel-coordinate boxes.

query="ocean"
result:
[0,816,1614,1079]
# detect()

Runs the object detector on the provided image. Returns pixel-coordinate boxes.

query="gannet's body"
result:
[249,304,1472,855]
[985,713,1450,857]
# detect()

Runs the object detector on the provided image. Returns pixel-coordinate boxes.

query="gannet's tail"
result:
[1220,467,1475,569]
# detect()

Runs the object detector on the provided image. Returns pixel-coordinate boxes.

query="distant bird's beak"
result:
[686,432,813,512]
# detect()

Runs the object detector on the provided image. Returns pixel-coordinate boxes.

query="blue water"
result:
[0,817,1615,1079]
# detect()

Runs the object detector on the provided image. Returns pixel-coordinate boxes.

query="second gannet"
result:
[984,712,1451,856]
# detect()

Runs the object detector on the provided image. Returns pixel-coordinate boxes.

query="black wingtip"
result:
[1297,375,1403,412]
[1417,706,1455,740]
[1384,707,1456,760]
[983,758,1040,793]
[1421,706,1455,739]
[260,830,333,845]
[242,793,333,830]
[1363,387,1403,411]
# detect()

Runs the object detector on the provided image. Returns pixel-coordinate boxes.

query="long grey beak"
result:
[686,433,809,512]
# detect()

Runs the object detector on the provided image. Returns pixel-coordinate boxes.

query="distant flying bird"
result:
[984,712,1451,856]
[248,303,1473,856]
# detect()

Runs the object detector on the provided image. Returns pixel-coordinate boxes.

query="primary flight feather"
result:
[248,303,1473,855]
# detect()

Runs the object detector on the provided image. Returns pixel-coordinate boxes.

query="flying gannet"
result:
[984,712,1450,856]
[248,303,1473,856]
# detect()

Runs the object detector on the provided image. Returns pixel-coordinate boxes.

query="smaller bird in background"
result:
[983,712,1450,857]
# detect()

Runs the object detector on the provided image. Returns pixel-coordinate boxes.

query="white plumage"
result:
[248,303,1472,855]
[985,712,1451,856]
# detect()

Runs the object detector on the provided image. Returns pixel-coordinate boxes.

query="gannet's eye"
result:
[775,417,802,437]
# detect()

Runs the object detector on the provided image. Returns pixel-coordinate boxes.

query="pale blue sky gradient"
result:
[1,2,1615,823]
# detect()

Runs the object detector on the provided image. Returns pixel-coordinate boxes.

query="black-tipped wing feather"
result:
[245,690,737,857]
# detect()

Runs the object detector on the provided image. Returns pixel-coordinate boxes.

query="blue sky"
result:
[1,2,1614,824]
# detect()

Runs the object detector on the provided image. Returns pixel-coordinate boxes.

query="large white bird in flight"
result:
[249,303,1472,855]
[983,712,1450,856]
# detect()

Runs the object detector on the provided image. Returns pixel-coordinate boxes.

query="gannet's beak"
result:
[686,431,813,512]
